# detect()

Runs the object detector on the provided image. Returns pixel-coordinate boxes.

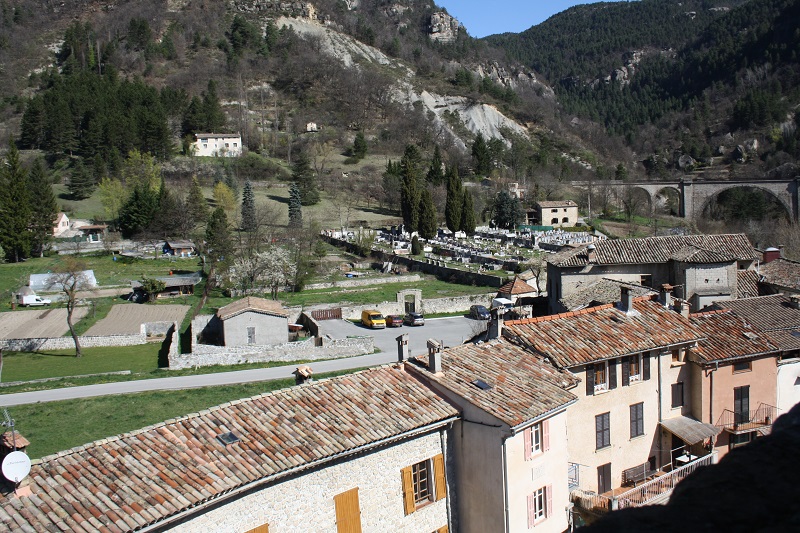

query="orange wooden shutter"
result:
[433,454,447,501]
[334,487,362,533]
[244,524,269,533]
[401,466,415,515]
[437,526,449,533]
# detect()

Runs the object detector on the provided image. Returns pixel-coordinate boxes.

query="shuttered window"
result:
[402,454,446,515]
[630,402,644,438]
[596,412,611,449]
[244,525,269,533]
[526,485,551,528]
[542,420,550,452]
[333,488,362,533]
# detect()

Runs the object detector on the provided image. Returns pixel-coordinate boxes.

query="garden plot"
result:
[85,304,190,336]
[0,308,89,340]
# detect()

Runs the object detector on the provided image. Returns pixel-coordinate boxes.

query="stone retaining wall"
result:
[0,324,149,352]
[316,293,495,321]
[304,274,422,291]
[170,336,373,370]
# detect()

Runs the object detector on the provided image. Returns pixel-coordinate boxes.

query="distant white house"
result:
[53,212,70,236]
[191,133,242,157]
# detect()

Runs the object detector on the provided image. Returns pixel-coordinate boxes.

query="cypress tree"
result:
[241,180,256,231]
[471,133,491,176]
[444,165,463,232]
[460,190,476,235]
[418,188,438,240]
[0,142,31,262]
[352,131,367,160]
[28,158,58,257]
[205,206,233,268]
[400,145,422,232]
[288,182,303,228]
[426,145,445,186]
[187,176,209,227]
[292,152,319,206]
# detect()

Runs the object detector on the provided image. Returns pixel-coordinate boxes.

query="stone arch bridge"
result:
[571,178,800,221]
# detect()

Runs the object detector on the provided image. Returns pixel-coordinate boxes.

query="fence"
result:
[616,453,716,509]
[311,308,343,321]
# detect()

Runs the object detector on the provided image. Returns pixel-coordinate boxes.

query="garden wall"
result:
[0,324,149,352]
[170,336,373,370]
[304,274,423,291]
[308,292,496,321]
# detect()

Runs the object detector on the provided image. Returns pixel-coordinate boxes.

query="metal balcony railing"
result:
[715,403,778,433]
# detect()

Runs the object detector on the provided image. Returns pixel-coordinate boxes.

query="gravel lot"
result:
[0,308,89,339]
[85,304,190,336]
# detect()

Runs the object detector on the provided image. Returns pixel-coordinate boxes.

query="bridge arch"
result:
[698,185,793,222]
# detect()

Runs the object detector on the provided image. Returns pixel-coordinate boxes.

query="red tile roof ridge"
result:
[691,309,731,317]
[33,365,404,464]
[506,302,618,326]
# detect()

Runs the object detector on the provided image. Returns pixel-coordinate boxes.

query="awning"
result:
[661,416,720,444]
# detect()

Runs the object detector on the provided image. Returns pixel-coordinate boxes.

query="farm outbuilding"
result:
[217,297,289,347]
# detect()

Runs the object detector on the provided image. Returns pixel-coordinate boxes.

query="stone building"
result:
[191,133,242,157]
[530,200,580,228]
[546,233,758,314]
[217,296,289,347]
[0,366,458,532]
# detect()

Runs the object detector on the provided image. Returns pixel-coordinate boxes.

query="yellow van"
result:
[361,309,386,329]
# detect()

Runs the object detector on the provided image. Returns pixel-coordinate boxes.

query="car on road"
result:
[403,312,425,326]
[386,314,403,327]
[361,310,386,329]
[469,304,490,320]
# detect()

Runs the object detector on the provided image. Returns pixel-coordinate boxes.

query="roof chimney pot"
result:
[396,333,409,362]
[427,339,444,373]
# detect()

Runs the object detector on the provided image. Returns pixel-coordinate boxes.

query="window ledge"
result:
[629,434,647,441]
[670,362,686,368]
[595,445,611,452]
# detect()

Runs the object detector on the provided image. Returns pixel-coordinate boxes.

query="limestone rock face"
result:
[429,12,460,43]
[233,1,318,20]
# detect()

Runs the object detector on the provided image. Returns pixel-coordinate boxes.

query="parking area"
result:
[318,316,487,356]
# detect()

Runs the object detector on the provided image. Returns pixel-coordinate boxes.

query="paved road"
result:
[0,317,486,407]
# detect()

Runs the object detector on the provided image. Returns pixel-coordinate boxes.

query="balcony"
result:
[715,403,778,434]
[570,453,716,516]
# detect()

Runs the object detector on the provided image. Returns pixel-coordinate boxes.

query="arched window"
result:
[551,218,559,224]
[562,217,569,223]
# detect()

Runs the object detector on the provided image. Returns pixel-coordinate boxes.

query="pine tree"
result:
[118,184,159,237]
[352,131,367,160]
[444,165,463,232]
[460,190,476,235]
[292,152,319,205]
[187,176,209,227]
[68,159,96,200]
[203,80,225,133]
[400,145,422,232]
[0,142,32,262]
[28,158,58,257]
[150,177,181,238]
[288,182,303,228]
[205,206,233,269]
[426,145,445,186]
[241,180,256,231]
[472,133,491,176]
[418,188,438,240]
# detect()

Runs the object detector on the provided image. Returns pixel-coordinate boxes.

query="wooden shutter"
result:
[333,488,362,533]
[622,356,630,386]
[545,485,553,518]
[401,466,415,515]
[542,420,550,452]
[642,353,651,381]
[524,427,532,460]
[436,527,449,533]
[245,525,269,533]
[585,364,595,396]
[433,454,447,501]
[608,359,617,390]
[527,493,536,528]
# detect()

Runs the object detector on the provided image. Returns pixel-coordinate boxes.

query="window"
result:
[629,354,642,382]
[594,362,608,392]
[562,217,569,223]
[671,382,684,408]
[551,208,558,213]
[247,327,256,344]
[596,412,611,449]
[672,348,685,364]
[587,360,617,395]
[733,360,752,372]
[527,485,552,528]
[630,403,644,438]
[734,386,750,424]
[730,432,754,449]
[401,455,446,515]
[551,218,559,224]
[524,420,550,460]
[333,488,362,533]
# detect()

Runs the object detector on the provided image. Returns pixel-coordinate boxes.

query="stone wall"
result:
[172,336,373,370]
[319,292,495,321]
[304,274,422,291]
[0,324,148,352]
[175,430,452,533]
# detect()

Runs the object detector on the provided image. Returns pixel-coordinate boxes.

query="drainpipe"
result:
[502,436,510,533]
[440,428,453,532]
[710,362,718,425]
[657,350,664,467]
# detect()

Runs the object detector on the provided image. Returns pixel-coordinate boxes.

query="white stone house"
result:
[0,366,458,533]
[53,212,70,236]
[191,133,242,157]
[532,200,579,228]
[217,296,289,347]
[408,338,578,533]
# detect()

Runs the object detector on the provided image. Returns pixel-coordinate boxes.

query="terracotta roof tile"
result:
[217,296,288,320]
[537,200,578,208]
[411,340,578,428]
[758,258,800,291]
[715,294,800,332]
[688,310,779,364]
[558,278,656,311]
[0,366,457,531]
[737,270,762,299]
[548,233,756,268]
[498,277,537,296]
[504,296,705,368]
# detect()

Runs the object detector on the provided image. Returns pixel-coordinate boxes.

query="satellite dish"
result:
[2,451,31,483]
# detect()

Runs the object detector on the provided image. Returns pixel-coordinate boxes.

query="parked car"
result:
[403,312,425,326]
[469,304,490,320]
[386,314,403,327]
[361,309,386,329]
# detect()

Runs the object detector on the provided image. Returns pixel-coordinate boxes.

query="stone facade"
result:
[0,324,148,352]
[172,431,451,532]
[222,310,288,347]
[326,293,495,321]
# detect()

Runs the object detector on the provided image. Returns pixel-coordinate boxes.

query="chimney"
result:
[587,243,597,264]
[679,300,691,318]
[660,284,674,309]
[763,247,781,264]
[427,339,444,373]
[619,286,635,314]
[396,334,409,362]
[789,295,800,310]
[293,365,313,385]
[488,308,504,340]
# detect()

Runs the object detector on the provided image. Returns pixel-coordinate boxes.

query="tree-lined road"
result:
[0,317,484,407]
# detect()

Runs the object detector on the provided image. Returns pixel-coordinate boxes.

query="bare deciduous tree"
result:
[47,258,94,357]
